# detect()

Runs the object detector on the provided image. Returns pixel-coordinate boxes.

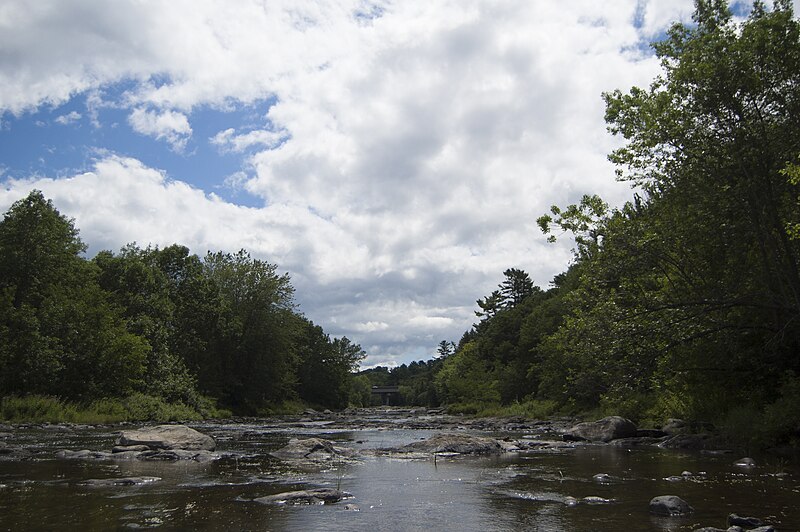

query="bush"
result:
[123,393,202,422]
[0,395,77,422]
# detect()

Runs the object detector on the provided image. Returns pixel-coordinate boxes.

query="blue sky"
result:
[1,0,771,367]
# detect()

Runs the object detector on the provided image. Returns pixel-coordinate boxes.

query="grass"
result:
[447,399,559,419]
[0,394,231,424]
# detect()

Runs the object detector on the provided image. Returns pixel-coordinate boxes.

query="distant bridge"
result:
[371,385,400,405]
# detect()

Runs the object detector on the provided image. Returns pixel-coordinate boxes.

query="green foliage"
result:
[0,191,364,419]
[123,393,202,422]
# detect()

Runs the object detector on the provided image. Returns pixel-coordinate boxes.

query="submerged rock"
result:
[733,457,756,468]
[563,416,637,442]
[398,433,502,455]
[728,513,763,527]
[649,495,693,516]
[136,449,218,462]
[80,476,161,487]
[117,425,216,451]
[254,487,352,505]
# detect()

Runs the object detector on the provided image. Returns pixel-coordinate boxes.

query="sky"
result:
[0,0,774,367]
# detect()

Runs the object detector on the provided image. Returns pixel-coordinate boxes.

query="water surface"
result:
[1,417,798,531]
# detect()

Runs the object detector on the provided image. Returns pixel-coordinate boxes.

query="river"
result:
[1,410,798,531]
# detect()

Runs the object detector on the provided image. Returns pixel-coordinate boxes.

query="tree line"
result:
[429,0,800,446]
[0,191,365,416]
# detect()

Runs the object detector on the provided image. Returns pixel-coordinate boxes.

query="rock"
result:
[254,488,351,505]
[136,449,218,462]
[270,438,353,462]
[649,495,694,516]
[692,528,727,532]
[664,476,684,482]
[399,433,502,454]
[117,425,215,451]
[659,434,709,450]
[662,418,689,435]
[749,527,776,532]
[344,504,360,511]
[636,428,668,438]
[728,514,763,527]
[593,473,612,483]
[610,436,669,447]
[80,476,161,487]
[581,496,614,504]
[563,416,637,442]
[56,449,112,460]
[112,445,150,453]
[733,457,756,468]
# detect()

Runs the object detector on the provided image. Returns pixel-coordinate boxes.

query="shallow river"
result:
[1,413,798,531]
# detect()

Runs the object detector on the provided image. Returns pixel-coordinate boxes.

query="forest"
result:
[0,190,366,419]
[364,0,800,449]
[2,1,799,449]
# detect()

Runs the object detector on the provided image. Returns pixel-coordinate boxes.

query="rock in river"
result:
[399,433,502,455]
[649,495,693,516]
[563,416,637,442]
[254,487,352,505]
[270,438,357,462]
[116,425,215,451]
[80,476,161,487]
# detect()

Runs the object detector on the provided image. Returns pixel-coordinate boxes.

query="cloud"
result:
[128,108,192,151]
[210,127,288,153]
[0,0,729,365]
[55,111,81,125]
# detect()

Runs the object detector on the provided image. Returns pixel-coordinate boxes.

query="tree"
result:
[499,268,536,307]
[436,340,455,358]
[0,191,147,399]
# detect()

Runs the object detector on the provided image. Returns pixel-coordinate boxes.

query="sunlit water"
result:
[1,419,798,531]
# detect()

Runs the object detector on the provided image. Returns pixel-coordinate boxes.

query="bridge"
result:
[370,385,400,405]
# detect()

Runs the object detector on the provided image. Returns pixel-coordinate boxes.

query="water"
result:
[1,418,798,531]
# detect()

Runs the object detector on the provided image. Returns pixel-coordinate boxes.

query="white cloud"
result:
[0,0,722,364]
[211,127,288,153]
[128,108,192,151]
[55,110,81,125]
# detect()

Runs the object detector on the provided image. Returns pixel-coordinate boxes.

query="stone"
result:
[727,514,763,527]
[659,434,709,450]
[80,476,161,487]
[344,504,360,511]
[662,418,689,435]
[649,495,694,516]
[593,473,612,483]
[270,438,352,462]
[733,457,756,468]
[399,433,502,454]
[117,425,215,451]
[692,528,726,532]
[112,445,150,453]
[136,449,218,462]
[749,527,776,532]
[56,449,112,460]
[254,488,351,505]
[563,416,637,442]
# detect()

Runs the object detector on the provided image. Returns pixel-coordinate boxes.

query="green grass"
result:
[0,394,231,423]
[447,399,559,419]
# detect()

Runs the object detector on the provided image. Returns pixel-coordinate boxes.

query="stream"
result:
[1,410,798,531]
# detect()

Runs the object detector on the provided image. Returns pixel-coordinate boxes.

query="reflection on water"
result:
[1,422,798,531]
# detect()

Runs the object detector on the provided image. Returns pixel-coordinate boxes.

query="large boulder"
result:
[116,425,215,451]
[563,416,637,442]
[649,495,694,516]
[254,488,352,505]
[399,433,502,455]
[270,438,356,462]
